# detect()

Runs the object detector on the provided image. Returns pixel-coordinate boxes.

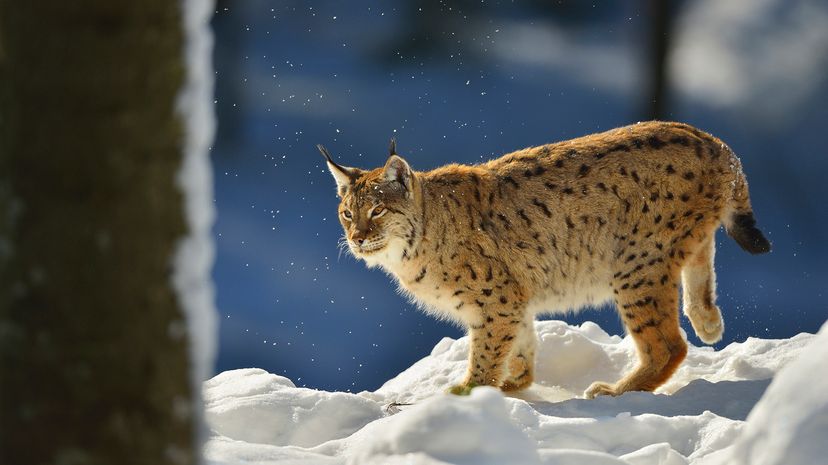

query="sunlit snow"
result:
[202,320,826,465]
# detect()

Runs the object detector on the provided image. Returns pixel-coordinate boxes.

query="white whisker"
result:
[336,236,352,261]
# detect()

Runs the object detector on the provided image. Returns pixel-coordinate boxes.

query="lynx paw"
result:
[699,320,724,344]
[584,381,619,399]
[500,378,533,392]
[447,382,478,396]
[686,306,724,344]
[500,367,534,392]
[693,317,724,344]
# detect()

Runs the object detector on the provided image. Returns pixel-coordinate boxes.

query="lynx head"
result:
[319,139,421,268]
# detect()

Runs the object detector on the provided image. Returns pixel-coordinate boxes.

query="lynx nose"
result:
[351,230,367,245]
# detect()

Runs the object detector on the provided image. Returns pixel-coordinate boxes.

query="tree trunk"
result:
[0,2,196,464]
[644,0,673,120]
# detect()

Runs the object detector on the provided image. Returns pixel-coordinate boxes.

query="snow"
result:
[202,320,826,464]
[174,0,219,458]
[371,321,811,404]
[204,369,382,448]
[350,388,540,465]
[700,321,828,465]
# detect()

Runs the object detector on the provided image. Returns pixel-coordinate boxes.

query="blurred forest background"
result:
[209,0,828,392]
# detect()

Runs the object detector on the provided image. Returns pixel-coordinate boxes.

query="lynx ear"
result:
[318,144,357,196]
[383,154,413,193]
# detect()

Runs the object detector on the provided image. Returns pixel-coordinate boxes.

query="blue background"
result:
[209,0,828,392]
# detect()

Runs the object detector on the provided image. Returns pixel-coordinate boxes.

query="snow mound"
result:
[349,387,540,465]
[203,320,823,465]
[373,320,810,403]
[701,321,828,465]
[204,368,382,448]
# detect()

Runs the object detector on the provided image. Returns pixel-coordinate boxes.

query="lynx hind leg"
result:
[586,270,687,398]
[681,238,724,344]
[500,316,536,392]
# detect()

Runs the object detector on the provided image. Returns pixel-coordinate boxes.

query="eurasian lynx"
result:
[321,121,770,398]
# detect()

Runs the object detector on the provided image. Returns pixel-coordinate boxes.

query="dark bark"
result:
[0,2,195,464]
[645,0,673,120]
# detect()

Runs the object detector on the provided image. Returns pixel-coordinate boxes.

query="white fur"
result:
[357,237,405,270]
[527,283,615,316]
[353,239,483,326]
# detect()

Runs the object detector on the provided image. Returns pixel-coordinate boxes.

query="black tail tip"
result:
[727,213,771,255]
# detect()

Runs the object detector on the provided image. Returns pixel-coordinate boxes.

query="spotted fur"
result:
[322,121,770,398]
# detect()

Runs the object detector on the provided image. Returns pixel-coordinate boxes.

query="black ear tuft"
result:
[319,144,359,195]
[318,144,352,177]
[317,144,335,164]
[389,138,397,156]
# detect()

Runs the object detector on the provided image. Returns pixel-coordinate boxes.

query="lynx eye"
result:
[370,206,386,218]
[341,210,352,220]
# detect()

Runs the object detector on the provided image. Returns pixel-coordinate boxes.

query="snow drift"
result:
[203,320,826,465]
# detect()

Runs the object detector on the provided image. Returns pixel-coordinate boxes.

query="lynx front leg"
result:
[585,268,687,398]
[446,263,530,395]
[449,290,534,395]
[500,315,536,392]
[448,320,518,395]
